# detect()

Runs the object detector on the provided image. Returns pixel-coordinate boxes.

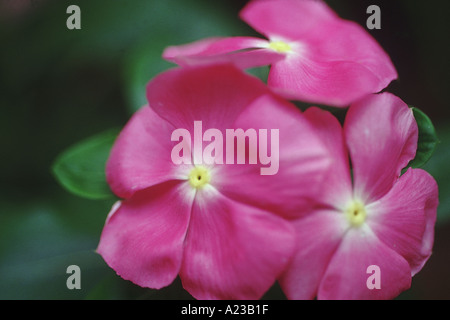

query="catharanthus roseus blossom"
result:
[97,64,332,299]
[163,0,397,107]
[279,93,439,300]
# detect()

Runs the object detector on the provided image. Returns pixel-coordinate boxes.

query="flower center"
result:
[345,200,367,227]
[188,166,210,189]
[268,40,291,53]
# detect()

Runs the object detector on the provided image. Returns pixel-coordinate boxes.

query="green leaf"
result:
[422,125,450,225]
[52,129,120,200]
[409,107,439,168]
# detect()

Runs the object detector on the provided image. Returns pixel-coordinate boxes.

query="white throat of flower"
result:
[268,40,292,53]
[345,199,367,227]
[188,166,211,189]
[266,38,307,58]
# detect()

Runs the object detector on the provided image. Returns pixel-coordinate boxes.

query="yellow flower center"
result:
[268,41,291,53]
[188,166,210,189]
[345,200,367,227]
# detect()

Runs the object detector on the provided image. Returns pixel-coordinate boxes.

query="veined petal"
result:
[212,94,332,218]
[241,0,397,107]
[367,168,438,276]
[146,64,271,133]
[163,36,284,69]
[318,226,411,300]
[240,0,337,41]
[310,19,397,93]
[267,56,382,107]
[279,209,348,300]
[97,181,194,290]
[106,106,190,199]
[180,187,295,300]
[303,107,353,209]
[344,93,418,203]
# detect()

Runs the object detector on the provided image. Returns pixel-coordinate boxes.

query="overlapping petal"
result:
[163,36,284,69]
[279,209,348,300]
[310,18,397,92]
[240,0,338,40]
[367,168,438,276]
[106,106,190,199]
[344,93,418,203]
[267,56,383,107]
[213,94,332,218]
[318,226,412,300]
[97,181,194,290]
[179,187,295,300]
[302,107,353,209]
[146,64,271,133]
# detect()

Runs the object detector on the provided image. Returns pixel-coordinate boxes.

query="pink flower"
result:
[279,92,439,300]
[163,0,397,107]
[96,64,332,299]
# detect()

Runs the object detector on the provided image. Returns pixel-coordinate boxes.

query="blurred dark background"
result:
[0,0,449,299]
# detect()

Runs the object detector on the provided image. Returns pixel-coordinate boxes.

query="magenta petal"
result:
[240,0,337,40]
[213,94,332,218]
[318,227,411,300]
[279,209,348,300]
[311,19,397,94]
[97,181,194,290]
[180,188,295,300]
[368,168,438,276]
[344,93,418,203]
[106,106,189,199]
[303,107,352,208]
[241,0,397,107]
[163,36,284,69]
[146,64,270,133]
[268,57,382,107]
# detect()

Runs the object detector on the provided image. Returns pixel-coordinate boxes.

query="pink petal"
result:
[146,64,271,133]
[318,226,411,300]
[163,36,284,69]
[267,56,382,107]
[179,187,295,300]
[344,93,418,203]
[97,181,194,290]
[212,94,332,218]
[303,107,353,208]
[240,0,337,40]
[241,0,397,107]
[367,168,438,276]
[106,106,190,199]
[279,209,348,300]
[310,19,397,95]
